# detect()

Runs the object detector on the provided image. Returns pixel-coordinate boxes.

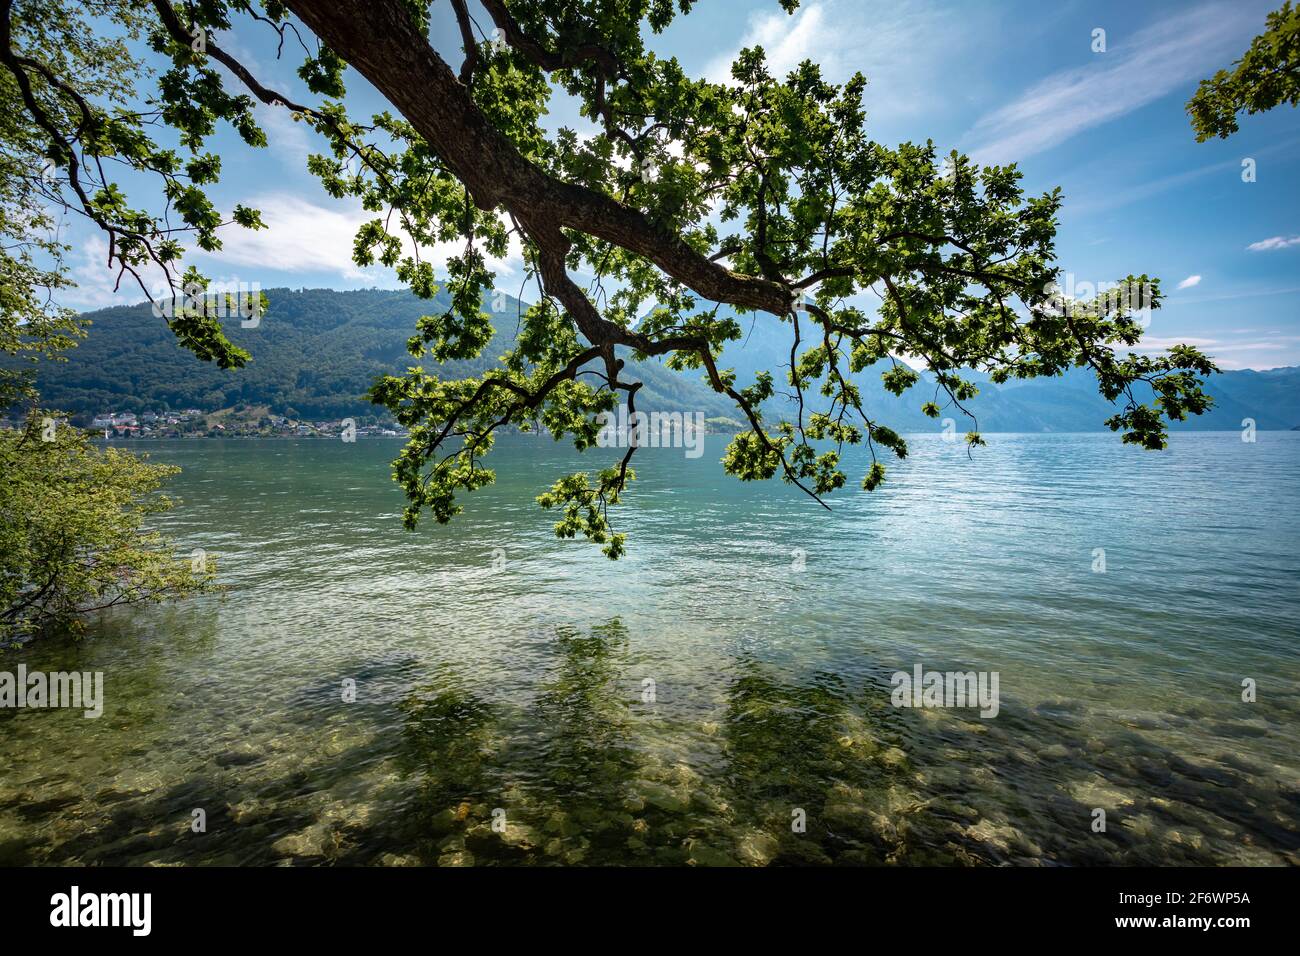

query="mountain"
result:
[22,287,736,421]
[19,287,1300,431]
[718,308,1300,432]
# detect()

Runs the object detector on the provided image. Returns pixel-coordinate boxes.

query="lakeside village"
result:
[0,407,407,440]
[0,405,749,440]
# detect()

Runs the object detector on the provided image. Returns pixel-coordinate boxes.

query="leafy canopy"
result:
[1187,1,1300,140]
[0,0,1217,557]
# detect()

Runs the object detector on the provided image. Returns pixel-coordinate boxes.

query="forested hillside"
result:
[20,288,1300,431]
[24,288,736,420]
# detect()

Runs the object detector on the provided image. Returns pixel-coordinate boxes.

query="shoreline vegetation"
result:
[0,405,752,440]
[13,422,1297,441]
[0,418,218,647]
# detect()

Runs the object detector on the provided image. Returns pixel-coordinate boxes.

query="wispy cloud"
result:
[1176,275,1202,289]
[1247,235,1300,252]
[198,194,522,282]
[1134,331,1300,369]
[965,3,1255,164]
[253,102,316,171]
[1134,335,1217,349]
[1165,285,1300,306]
[702,0,966,123]
[201,195,376,279]
[58,194,525,310]
[1064,156,1238,217]
[1062,135,1300,218]
[705,2,832,82]
[58,235,151,311]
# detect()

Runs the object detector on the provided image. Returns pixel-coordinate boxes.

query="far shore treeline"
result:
[10,287,1300,434]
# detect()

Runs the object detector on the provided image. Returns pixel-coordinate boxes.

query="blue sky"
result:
[60,0,1300,370]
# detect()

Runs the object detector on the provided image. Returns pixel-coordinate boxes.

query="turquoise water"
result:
[1,432,1297,865]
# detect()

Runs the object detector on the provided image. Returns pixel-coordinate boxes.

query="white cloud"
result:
[200,194,374,278]
[705,3,831,83]
[198,194,523,282]
[702,0,964,123]
[1246,235,1300,252]
[59,235,167,311]
[55,198,385,311]
[965,3,1256,164]
[1164,285,1300,306]
[55,192,526,310]
[1176,275,1202,289]
[1133,331,1299,369]
[253,102,315,170]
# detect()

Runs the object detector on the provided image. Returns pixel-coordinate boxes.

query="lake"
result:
[1,431,1297,865]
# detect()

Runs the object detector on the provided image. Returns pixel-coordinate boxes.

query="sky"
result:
[57,0,1300,370]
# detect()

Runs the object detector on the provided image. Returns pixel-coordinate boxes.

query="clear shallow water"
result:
[1,432,1297,866]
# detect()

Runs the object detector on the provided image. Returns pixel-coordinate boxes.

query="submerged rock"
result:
[214,745,262,768]
[543,812,582,837]
[879,747,908,769]
[687,841,739,867]
[690,789,727,814]
[636,780,690,813]
[464,821,537,854]
[271,823,331,859]
[735,829,779,866]
[1070,778,1135,809]
[227,798,275,825]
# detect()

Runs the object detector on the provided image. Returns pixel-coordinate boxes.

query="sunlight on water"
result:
[1,432,1297,865]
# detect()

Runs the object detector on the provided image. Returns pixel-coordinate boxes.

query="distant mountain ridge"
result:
[25,287,736,421]
[21,287,1300,431]
[715,308,1300,432]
